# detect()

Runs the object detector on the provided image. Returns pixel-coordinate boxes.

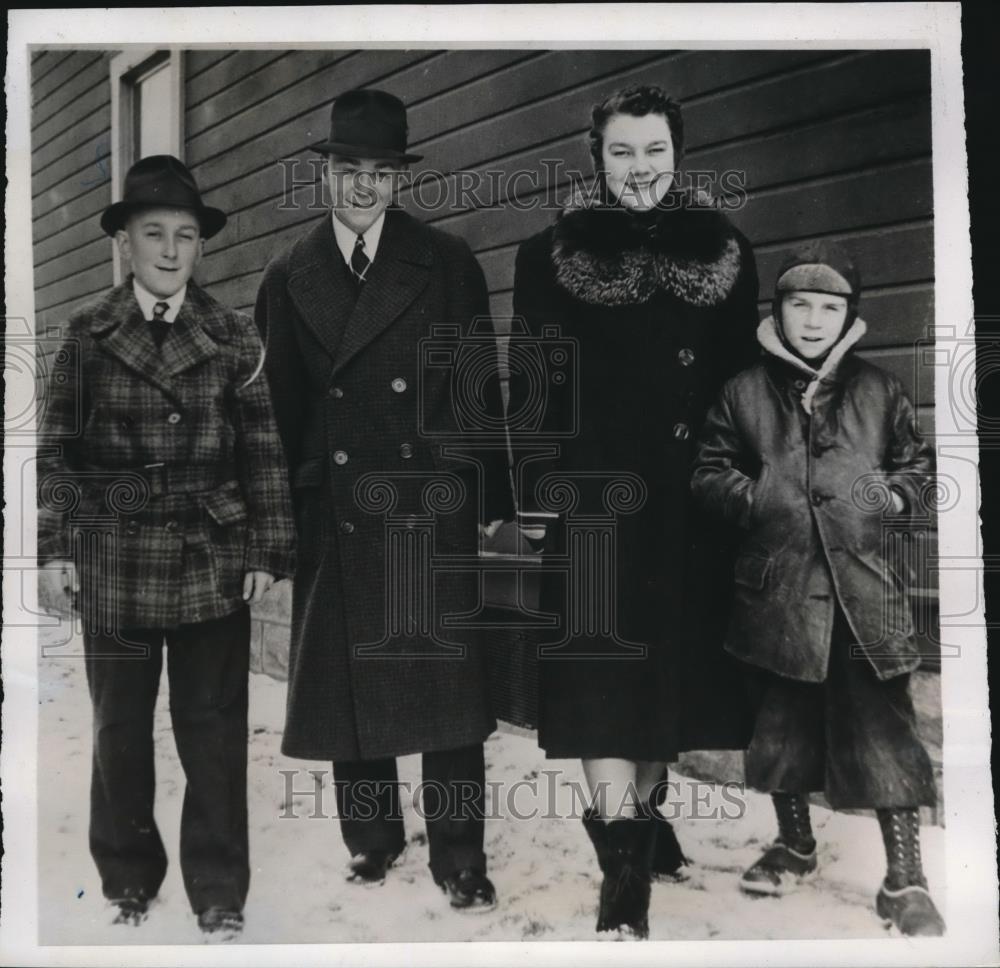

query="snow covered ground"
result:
[38,624,945,946]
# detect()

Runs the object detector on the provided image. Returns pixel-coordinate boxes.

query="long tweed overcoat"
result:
[37,280,296,629]
[510,190,761,760]
[256,209,513,761]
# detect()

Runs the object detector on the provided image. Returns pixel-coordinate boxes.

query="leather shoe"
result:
[111,897,149,926]
[439,868,497,911]
[197,906,244,938]
[346,849,398,884]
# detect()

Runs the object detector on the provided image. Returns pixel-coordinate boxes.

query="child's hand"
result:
[243,570,275,604]
[40,559,78,617]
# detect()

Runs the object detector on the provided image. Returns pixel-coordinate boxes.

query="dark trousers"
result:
[333,744,487,884]
[744,608,937,809]
[84,607,251,913]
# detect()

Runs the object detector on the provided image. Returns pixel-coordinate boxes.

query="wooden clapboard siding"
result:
[31,54,109,131]
[30,50,114,343]
[29,48,936,430]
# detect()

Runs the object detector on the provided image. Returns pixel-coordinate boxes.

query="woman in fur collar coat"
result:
[510,85,760,937]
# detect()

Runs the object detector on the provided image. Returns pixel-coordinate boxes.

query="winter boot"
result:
[582,808,656,938]
[644,773,690,880]
[875,808,945,936]
[740,792,818,896]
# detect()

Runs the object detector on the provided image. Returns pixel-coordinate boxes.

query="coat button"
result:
[677,348,695,367]
[329,386,344,399]
[811,491,825,506]
[165,519,179,533]
[125,521,139,536]
[672,422,690,441]
[167,411,182,424]
[399,442,413,459]
[119,419,133,432]
[793,379,807,391]
[391,378,407,393]
[333,450,349,465]
[339,520,355,535]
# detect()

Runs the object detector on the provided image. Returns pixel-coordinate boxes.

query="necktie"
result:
[350,233,371,284]
[150,301,170,349]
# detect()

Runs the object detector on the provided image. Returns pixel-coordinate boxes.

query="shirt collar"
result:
[133,277,187,323]
[331,211,386,267]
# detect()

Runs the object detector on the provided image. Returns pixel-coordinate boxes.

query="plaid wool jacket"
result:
[37,279,296,629]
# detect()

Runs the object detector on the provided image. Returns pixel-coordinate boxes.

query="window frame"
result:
[109,48,185,283]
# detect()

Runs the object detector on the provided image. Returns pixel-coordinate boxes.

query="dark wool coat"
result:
[691,316,935,682]
[510,191,760,759]
[256,210,513,761]
[37,280,296,630]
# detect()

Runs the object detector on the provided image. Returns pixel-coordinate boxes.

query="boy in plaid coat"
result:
[37,156,296,937]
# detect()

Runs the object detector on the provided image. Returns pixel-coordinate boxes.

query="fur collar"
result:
[550,188,743,308]
[757,314,867,414]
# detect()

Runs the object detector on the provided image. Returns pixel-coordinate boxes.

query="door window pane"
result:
[136,61,173,158]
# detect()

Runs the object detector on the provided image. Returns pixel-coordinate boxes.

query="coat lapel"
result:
[286,217,357,361]
[333,209,433,374]
[161,283,226,378]
[92,285,183,403]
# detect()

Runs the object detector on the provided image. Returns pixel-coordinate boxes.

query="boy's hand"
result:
[243,570,275,604]
[889,488,907,514]
[40,559,78,616]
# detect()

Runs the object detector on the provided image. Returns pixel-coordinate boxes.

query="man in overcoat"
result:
[255,89,513,909]
[37,155,296,936]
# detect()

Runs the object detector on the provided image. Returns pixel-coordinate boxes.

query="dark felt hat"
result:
[310,88,423,163]
[100,155,227,239]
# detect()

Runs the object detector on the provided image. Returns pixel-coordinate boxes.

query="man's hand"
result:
[40,559,78,616]
[478,518,505,542]
[243,570,275,605]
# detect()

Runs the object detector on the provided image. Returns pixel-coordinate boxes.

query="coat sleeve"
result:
[444,235,516,524]
[232,312,297,580]
[255,256,308,473]
[883,373,935,516]
[36,328,87,564]
[711,229,761,394]
[691,380,757,529]
[509,231,566,514]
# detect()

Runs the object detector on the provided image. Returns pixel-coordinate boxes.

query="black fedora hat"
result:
[101,155,227,239]
[310,89,423,163]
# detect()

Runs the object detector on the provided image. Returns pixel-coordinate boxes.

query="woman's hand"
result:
[243,570,275,604]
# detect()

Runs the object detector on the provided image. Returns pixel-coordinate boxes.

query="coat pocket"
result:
[733,553,772,592]
[198,480,249,526]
